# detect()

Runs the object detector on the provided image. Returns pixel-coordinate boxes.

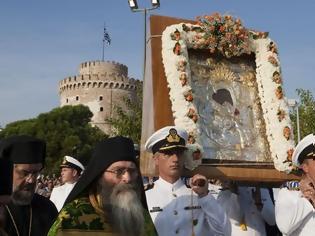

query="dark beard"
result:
[11,183,35,205]
[99,181,145,236]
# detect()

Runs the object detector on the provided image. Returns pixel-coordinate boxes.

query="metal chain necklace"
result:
[4,205,32,236]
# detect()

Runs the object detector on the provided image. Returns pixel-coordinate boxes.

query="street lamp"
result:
[128,0,138,10]
[151,0,160,7]
[287,98,301,142]
[127,0,160,82]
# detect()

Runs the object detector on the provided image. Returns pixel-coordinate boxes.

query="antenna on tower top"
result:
[102,22,111,61]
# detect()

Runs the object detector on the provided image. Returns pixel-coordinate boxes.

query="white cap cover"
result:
[60,155,85,173]
[292,133,315,167]
[145,126,188,153]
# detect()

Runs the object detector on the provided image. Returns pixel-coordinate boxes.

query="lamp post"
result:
[288,98,301,142]
[127,0,160,82]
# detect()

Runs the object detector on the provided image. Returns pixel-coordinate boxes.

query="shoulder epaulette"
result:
[281,180,300,191]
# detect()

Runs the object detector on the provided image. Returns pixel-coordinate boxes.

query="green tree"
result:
[106,82,143,144]
[290,89,315,142]
[0,105,107,174]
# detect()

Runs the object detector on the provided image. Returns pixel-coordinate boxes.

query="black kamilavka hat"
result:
[0,135,46,164]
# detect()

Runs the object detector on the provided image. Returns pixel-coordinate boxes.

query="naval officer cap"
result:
[145,126,188,154]
[292,133,315,167]
[60,156,85,174]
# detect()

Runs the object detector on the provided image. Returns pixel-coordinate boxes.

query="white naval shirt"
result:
[217,187,276,236]
[275,188,315,236]
[145,178,230,236]
[50,182,76,211]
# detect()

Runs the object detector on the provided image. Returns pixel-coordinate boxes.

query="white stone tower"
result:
[58,60,139,134]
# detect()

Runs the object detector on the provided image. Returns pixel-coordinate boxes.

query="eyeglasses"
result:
[104,167,138,178]
[14,167,43,180]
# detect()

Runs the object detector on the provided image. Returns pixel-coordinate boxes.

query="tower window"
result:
[99,96,103,101]
[76,96,79,101]
[66,98,68,103]
[100,107,104,112]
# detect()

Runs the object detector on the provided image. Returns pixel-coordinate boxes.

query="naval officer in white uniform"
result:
[145,126,230,236]
[50,155,84,211]
[275,133,315,236]
[217,183,276,236]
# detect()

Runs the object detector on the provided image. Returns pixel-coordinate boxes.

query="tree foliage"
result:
[290,89,315,142]
[0,105,107,174]
[106,82,142,144]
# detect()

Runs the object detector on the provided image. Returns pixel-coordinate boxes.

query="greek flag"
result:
[103,26,111,45]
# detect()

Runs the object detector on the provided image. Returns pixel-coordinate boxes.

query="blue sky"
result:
[0,0,314,127]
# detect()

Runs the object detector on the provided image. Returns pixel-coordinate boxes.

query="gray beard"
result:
[100,182,145,236]
[11,184,35,205]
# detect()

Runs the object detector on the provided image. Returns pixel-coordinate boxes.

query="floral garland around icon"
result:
[162,13,295,172]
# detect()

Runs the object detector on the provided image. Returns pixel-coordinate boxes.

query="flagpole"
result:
[102,40,105,62]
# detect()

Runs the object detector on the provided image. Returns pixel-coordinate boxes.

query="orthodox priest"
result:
[48,136,157,236]
[1,135,58,236]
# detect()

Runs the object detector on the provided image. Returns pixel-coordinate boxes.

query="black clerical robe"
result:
[4,193,58,236]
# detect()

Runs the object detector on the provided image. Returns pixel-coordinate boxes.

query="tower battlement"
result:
[59,78,138,93]
[79,60,128,78]
[59,72,138,93]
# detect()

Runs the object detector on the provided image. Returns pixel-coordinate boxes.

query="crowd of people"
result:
[0,127,315,236]
[35,175,61,198]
